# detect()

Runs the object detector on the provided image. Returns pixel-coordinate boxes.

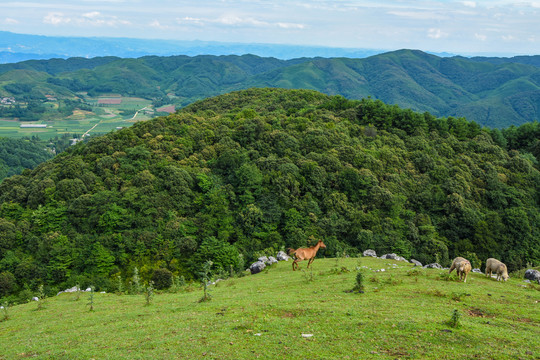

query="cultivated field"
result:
[0,96,164,140]
[1,257,538,359]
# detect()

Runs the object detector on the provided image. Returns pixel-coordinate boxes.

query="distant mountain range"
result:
[0,31,385,62]
[1,48,540,128]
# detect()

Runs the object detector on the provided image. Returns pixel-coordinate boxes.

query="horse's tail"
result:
[287,248,296,256]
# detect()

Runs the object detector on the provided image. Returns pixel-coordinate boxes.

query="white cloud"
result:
[43,12,71,25]
[217,15,268,27]
[428,28,447,39]
[149,20,171,30]
[177,16,205,26]
[277,22,305,29]
[462,1,477,8]
[43,11,130,27]
[388,11,447,21]
[475,33,487,41]
[83,11,101,19]
[501,34,515,41]
[2,18,19,25]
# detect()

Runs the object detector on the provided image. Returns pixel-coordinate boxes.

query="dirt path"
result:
[83,120,102,138]
[130,106,150,121]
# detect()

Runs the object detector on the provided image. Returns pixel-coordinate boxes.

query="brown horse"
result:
[288,239,326,271]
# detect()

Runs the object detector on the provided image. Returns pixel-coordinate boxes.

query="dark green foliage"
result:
[0,88,539,300]
[0,271,16,297]
[151,268,173,290]
[0,137,54,181]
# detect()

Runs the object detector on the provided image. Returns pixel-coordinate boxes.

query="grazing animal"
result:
[288,239,326,271]
[485,258,509,282]
[449,257,472,282]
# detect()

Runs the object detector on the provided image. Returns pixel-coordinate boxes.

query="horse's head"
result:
[319,240,327,249]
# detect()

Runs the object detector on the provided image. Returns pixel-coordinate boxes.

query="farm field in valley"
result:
[0,96,172,140]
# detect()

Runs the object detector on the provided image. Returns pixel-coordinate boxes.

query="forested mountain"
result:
[0,137,54,181]
[0,88,539,301]
[1,50,540,128]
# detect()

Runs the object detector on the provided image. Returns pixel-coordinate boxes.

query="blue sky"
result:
[1,0,539,56]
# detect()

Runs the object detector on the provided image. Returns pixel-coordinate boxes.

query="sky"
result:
[1,0,540,56]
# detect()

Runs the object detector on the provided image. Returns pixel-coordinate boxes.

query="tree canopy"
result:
[1,88,539,301]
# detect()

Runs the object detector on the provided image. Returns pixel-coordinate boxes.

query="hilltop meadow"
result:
[1,257,539,359]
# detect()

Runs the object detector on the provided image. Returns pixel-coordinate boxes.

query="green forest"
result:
[1,88,539,302]
[0,137,54,181]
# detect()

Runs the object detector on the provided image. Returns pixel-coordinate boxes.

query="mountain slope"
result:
[2,50,540,127]
[0,88,538,300]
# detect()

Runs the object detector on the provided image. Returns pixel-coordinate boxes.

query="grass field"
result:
[0,97,156,140]
[1,257,538,359]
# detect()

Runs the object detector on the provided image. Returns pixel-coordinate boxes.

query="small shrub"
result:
[301,267,314,282]
[429,290,446,297]
[447,309,461,328]
[116,275,124,294]
[351,271,365,293]
[383,275,402,286]
[451,292,470,302]
[74,284,81,301]
[130,267,142,295]
[170,275,186,293]
[87,286,95,312]
[198,260,213,303]
[407,268,424,277]
[1,301,9,321]
[329,266,350,275]
[438,272,452,281]
[151,268,173,290]
[144,281,154,306]
[37,284,46,310]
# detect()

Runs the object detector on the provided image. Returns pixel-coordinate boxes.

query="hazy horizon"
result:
[1,1,540,58]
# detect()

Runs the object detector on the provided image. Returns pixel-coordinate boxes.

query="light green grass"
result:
[1,257,538,359]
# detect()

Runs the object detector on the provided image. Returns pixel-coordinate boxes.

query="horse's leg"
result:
[307,257,314,268]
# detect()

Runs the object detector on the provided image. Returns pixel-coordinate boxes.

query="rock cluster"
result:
[524,269,540,284]
[363,249,419,266]
[249,254,283,274]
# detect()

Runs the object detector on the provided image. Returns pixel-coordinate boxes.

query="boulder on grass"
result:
[276,251,290,261]
[363,249,377,257]
[424,263,443,269]
[249,261,266,275]
[411,259,422,267]
[524,269,540,284]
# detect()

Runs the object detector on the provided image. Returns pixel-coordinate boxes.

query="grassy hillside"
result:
[1,257,538,359]
[2,51,540,128]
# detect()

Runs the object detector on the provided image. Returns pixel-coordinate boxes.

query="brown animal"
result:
[288,239,326,271]
[485,258,509,281]
[449,257,472,282]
